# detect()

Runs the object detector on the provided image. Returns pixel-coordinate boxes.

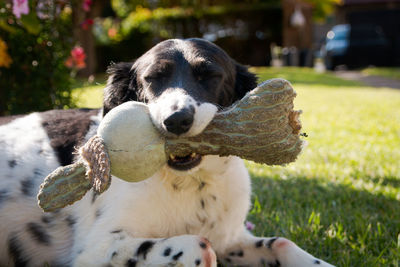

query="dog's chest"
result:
[100,163,235,238]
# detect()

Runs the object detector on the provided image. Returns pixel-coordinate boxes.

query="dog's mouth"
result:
[167,153,202,171]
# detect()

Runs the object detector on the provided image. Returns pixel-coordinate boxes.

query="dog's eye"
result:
[193,64,223,84]
[196,73,222,84]
[144,72,166,83]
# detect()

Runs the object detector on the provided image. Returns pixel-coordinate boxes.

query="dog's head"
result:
[103,38,257,171]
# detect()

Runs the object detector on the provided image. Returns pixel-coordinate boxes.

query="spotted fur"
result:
[0,39,334,267]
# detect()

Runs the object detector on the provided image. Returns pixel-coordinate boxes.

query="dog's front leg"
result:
[74,230,216,267]
[217,230,335,267]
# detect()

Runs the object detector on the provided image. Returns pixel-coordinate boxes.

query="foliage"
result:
[94,0,339,45]
[0,0,75,115]
[73,67,400,266]
[95,1,281,45]
[303,0,342,22]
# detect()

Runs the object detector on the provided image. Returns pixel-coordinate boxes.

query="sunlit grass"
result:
[362,67,400,81]
[252,66,363,87]
[72,67,400,266]
[72,84,103,108]
[71,74,105,108]
[248,67,400,266]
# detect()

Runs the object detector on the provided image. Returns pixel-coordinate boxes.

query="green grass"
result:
[72,67,400,266]
[248,67,400,266]
[71,75,105,108]
[362,67,400,81]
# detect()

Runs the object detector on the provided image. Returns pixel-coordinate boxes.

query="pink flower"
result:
[82,0,92,12]
[108,28,117,38]
[12,0,29,19]
[81,18,93,30]
[245,221,255,231]
[65,46,86,70]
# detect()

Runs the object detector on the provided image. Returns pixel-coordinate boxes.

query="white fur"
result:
[148,89,217,137]
[0,112,334,267]
[0,114,73,266]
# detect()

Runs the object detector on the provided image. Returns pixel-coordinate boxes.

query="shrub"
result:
[0,0,75,115]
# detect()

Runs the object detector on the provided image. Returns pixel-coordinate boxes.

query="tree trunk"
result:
[72,0,107,76]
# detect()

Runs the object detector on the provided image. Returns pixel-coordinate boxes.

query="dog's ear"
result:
[234,63,258,101]
[103,62,137,116]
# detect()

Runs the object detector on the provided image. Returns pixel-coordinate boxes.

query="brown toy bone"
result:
[38,78,304,212]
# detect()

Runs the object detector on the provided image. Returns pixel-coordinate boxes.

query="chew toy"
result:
[38,79,304,212]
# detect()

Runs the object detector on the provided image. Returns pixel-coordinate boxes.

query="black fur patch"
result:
[8,234,29,267]
[26,222,51,245]
[234,63,258,101]
[126,258,137,267]
[229,250,244,257]
[104,62,137,116]
[33,168,43,177]
[163,247,172,256]
[172,251,183,261]
[255,239,264,248]
[41,215,54,224]
[65,215,76,227]
[136,241,155,259]
[266,237,278,249]
[40,109,99,166]
[91,191,98,204]
[199,241,207,249]
[8,159,17,168]
[20,179,35,197]
[268,260,281,267]
[198,181,206,190]
[200,199,205,209]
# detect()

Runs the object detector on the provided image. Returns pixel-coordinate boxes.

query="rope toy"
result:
[38,79,304,212]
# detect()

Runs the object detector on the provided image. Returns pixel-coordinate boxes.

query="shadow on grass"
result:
[253,67,363,88]
[369,176,400,188]
[248,175,400,266]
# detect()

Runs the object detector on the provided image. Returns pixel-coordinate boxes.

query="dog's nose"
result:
[163,109,194,135]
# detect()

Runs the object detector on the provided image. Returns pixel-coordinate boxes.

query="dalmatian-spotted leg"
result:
[218,231,335,267]
[74,231,216,267]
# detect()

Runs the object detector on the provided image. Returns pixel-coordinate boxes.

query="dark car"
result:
[321,24,390,70]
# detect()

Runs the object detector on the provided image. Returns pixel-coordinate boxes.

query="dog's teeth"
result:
[170,155,175,160]
[191,153,196,157]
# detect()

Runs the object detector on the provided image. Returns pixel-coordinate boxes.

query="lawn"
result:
[362,67,400,81]
[73,67,400,266]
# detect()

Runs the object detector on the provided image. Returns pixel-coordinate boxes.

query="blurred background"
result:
[1,0,400,115]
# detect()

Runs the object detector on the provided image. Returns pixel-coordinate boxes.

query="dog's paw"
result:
[221,237,335,267]
[110,235,217,267]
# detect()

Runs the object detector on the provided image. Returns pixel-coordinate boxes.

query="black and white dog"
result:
[0,39,334,267]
